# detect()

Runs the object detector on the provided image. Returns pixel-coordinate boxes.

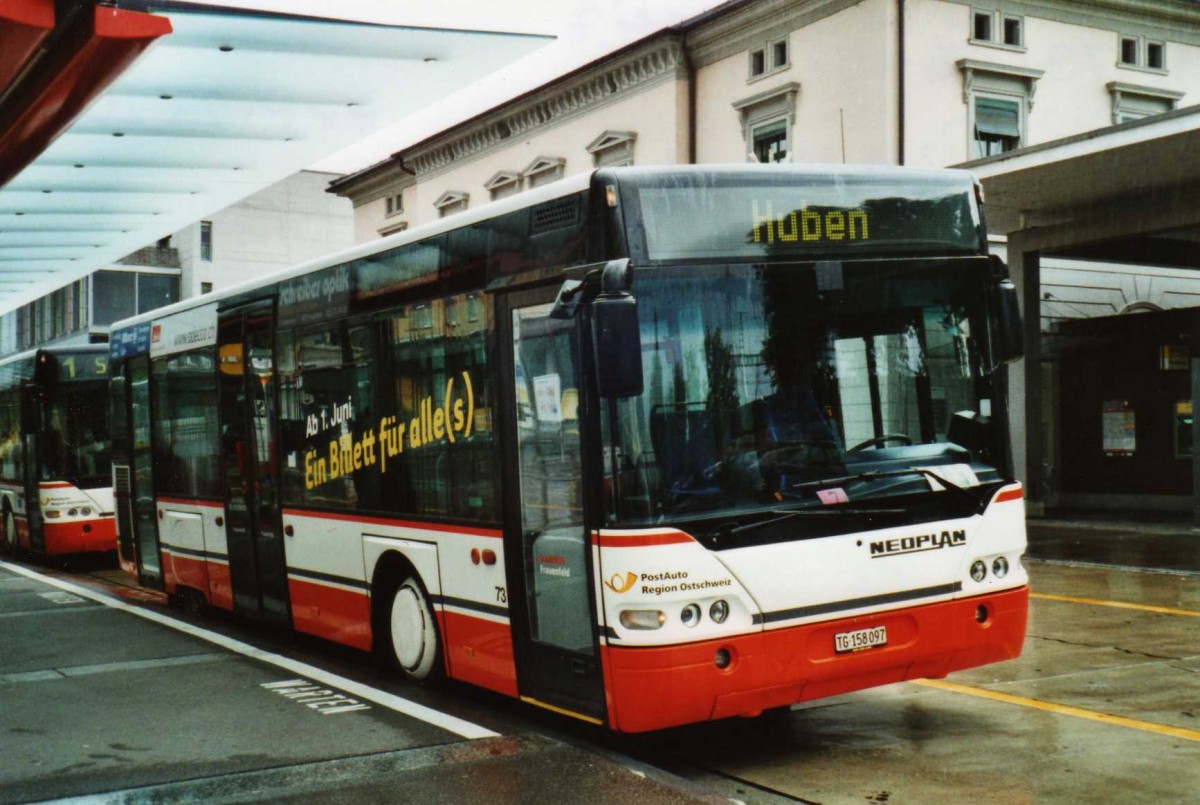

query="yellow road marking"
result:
[913,679,1200,743]
[520,696,605,726]
[1031,592,1200,618]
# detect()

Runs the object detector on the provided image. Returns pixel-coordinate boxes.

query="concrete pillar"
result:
[1008,233,1043,515]
[1191,356,1200,526]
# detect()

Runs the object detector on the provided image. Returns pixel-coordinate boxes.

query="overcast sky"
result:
[196,0,721,174]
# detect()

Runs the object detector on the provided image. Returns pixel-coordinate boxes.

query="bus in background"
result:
[109,164,1027,733]
[0,345,114,558]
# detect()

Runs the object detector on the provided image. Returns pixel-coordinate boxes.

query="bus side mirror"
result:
[592,259,643,398]
[991,279,1023,368]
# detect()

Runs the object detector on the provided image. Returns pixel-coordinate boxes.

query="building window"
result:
[958,60,1042,158]
[1003,16,1022,46]
[1107,81,1183,124]
[484,171,522,201]
[1118,35,1167,73]
[1148,41,1165,70]
[749,36,789,81]
[385,192,404,216]
[973,11,992,41]
[586,131,637,168]
[973,96,1021,156]
[733,82,800,163]
[523,156,566,189]
[433,190,469,218]
[750,48,766,77]
[92,271,136,326]
[200,220,213,261]
[970,9,1024,50]
[752,119,790,163]
[91,270,180,327]
[201,281,213,294]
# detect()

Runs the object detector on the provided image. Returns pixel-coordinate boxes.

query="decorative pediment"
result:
[483,171,521,191]
[433,190,469,209]
[732,81,800,130]
[585,130,637,154]
[522,156,565,178]
[1106,81,1184,124]
[957,59,1044,111]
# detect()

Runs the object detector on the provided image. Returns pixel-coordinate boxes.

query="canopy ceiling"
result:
[0,1,548,314]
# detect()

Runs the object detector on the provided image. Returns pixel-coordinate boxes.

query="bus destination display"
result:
[637,177,981,261]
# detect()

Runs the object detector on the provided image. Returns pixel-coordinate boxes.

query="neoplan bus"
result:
[0,345,115,557]
[109,164,1028,733]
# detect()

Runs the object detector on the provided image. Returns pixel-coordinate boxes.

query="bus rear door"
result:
[217,302,290,624]
[500,289,606,725]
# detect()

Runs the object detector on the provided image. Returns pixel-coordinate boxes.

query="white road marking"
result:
[0,560,499,740]
[38,590,86,605]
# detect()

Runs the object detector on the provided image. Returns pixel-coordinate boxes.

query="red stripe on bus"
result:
[38,481,74,489]
[601,585,1029,733]
[442,609,518,697]
[593,531,695,548]
[288,576,372,651]
[282,508,502,539]
[158,497,223,509]
[163,549,211,600]
[993,487,1024,504]
[206,561,234,612]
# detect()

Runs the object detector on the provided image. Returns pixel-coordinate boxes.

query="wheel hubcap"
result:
[391,586,426,670]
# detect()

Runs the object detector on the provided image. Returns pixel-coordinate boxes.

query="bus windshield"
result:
[44,381,111,487]
[603,259,1002,527]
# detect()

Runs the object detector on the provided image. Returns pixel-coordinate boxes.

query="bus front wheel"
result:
[387,576,443,682]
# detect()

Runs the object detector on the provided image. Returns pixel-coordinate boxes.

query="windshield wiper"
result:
[790,467,981,507]
[718,505,905,538]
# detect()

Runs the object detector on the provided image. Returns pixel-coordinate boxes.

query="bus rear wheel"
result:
[387,576,442,682]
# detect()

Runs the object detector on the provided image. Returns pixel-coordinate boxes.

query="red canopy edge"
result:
[0,5,173,190]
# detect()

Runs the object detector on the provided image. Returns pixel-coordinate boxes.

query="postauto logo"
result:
[604,572,637,594]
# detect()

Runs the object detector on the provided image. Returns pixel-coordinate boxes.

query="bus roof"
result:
[110,169,598,333]
[110,163,983,334]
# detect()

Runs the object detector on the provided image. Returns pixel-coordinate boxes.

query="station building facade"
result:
[329,0,1200,515]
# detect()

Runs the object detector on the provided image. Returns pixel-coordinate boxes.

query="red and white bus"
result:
[109,165,1028,732]
[0,345,115,557]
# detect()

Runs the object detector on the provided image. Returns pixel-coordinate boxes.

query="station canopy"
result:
[0,0,549,313]
[962,104,1200,266]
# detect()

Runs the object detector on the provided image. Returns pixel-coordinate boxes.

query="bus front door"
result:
[502,294,606,725]
[218,303,290,624]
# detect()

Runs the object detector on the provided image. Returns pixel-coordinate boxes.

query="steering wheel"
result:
[849,434,913,452]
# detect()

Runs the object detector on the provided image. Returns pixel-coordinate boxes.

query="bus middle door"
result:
[218,302,290,625]
[501,290,606,725]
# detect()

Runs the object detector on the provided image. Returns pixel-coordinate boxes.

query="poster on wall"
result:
[1102,400,1136,457]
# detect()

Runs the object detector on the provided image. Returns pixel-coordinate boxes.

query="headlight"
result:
[620,609,666,630]
[993,556,1010,579]
[709,600,730,624]
[680,603,701,628]
[970,560,987,582]
[68,508,78,517]
[80,507,92,516]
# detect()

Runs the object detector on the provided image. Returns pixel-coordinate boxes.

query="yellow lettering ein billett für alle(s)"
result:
[304,371,475,490]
